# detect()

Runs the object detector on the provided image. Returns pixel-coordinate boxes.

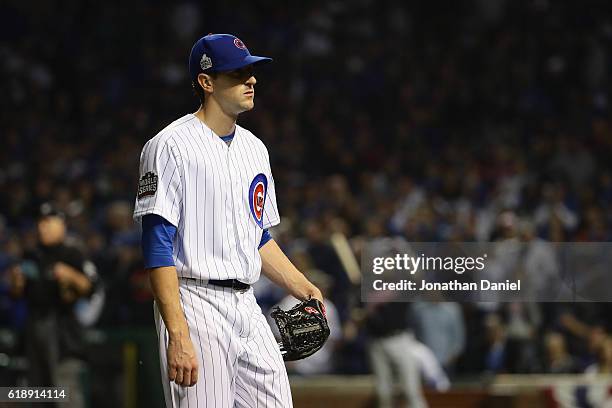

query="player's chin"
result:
[240,99,255,111]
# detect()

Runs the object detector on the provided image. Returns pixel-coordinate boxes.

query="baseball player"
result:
[133,33,323,407]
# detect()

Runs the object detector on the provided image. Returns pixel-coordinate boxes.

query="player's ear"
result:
[198,73,213,93]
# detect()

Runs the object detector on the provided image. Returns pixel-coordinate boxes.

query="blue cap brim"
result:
[211,55,273,72]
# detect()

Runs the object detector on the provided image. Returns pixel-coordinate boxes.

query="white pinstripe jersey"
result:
[133,113,281,284]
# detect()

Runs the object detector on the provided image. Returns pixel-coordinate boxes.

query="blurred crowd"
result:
[2,0,612,385]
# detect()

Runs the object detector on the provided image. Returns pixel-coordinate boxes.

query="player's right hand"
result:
[167,333,199,387]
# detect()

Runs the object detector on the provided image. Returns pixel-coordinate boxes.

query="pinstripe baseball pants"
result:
[154,280,293,407]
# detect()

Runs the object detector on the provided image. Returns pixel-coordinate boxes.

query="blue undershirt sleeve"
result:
[142,214,177,268]
[258,229,272,249]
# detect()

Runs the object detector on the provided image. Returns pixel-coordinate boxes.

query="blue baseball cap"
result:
[189,34,272,82]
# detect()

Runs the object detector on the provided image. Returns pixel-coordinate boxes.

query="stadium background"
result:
[2,0,612,406]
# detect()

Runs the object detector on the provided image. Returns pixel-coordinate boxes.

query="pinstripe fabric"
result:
[139,114,291,407]
[154,284,293,407]
[133,114,281,284]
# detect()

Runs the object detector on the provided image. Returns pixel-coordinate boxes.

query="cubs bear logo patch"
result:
[248,173,267,228]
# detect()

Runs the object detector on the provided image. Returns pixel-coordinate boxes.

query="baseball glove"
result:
[271,298,330,361]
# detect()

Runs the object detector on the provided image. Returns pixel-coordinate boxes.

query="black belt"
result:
[183,278,250,291]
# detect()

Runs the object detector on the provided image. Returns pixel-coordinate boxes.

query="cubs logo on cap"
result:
[248,174,268,228]
[233,38,247,50]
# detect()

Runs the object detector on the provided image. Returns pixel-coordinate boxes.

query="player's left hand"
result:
[300,284,323,304]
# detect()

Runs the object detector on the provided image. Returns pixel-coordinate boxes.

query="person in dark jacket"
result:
[9,203,98,407]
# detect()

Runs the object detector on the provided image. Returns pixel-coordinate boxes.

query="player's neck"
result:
[194,104,236,137]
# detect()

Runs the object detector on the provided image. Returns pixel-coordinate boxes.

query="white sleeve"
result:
[262,151,281,229]
[132,138,183,227]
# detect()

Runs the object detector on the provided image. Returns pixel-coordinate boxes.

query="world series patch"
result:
[137,171,158,199]
[248,173,268,228]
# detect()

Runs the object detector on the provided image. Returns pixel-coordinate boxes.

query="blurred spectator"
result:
[303,219,351,311]
[483,313,507,373]
[584,336,612,376]
[583,326,608,369]
[533,183,578,241]
[8,203,98,407]
[412,301,465,373]
[544,332,578,374]
[519,219,560,299]
[503,302,541,373]
[365,302,428,408]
